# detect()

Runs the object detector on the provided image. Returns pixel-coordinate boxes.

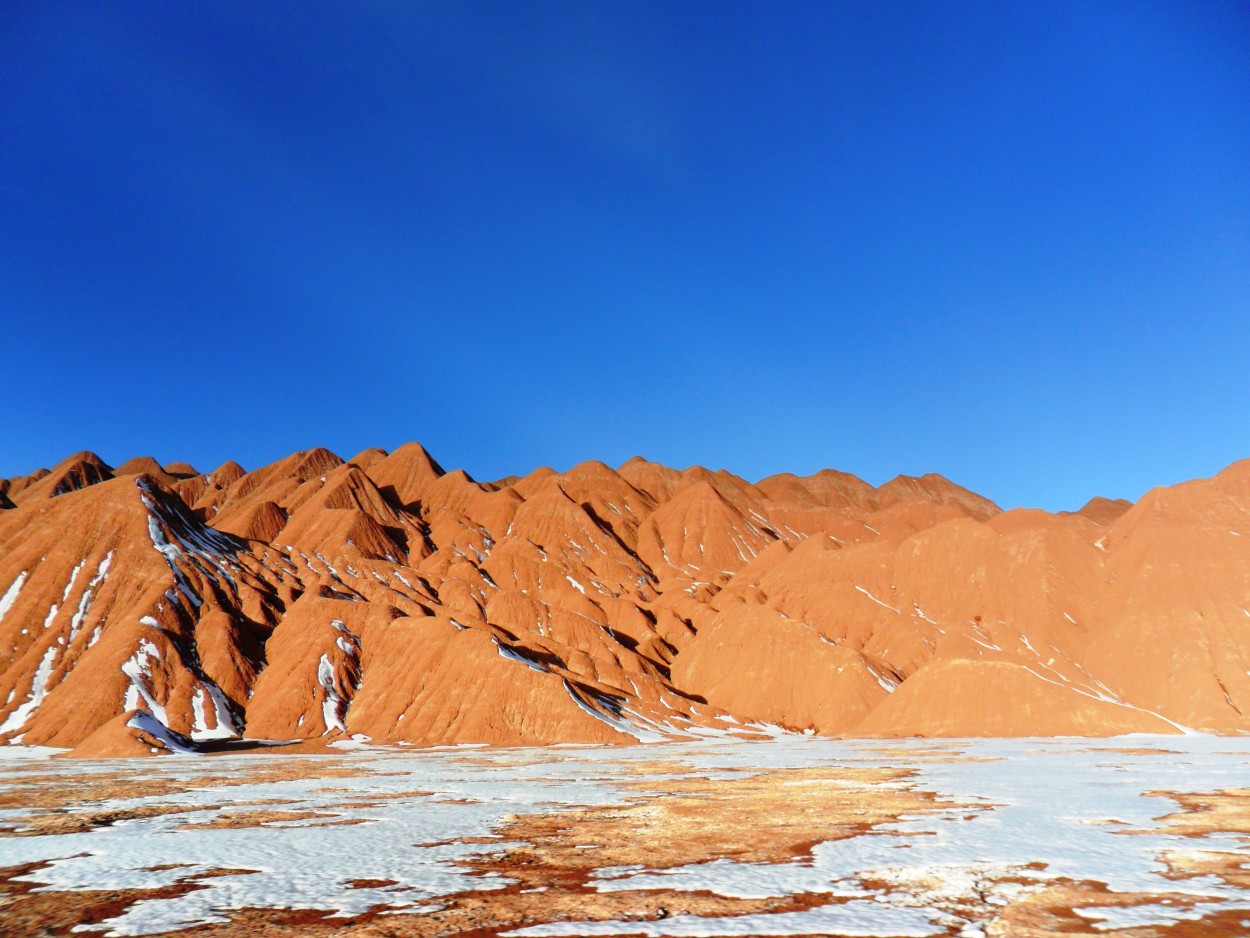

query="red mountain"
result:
[2,445,1247,756]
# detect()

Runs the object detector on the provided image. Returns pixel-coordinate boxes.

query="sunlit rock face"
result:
[2,445,1250,753]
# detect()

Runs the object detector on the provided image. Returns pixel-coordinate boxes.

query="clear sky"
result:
[2,1,1248,511]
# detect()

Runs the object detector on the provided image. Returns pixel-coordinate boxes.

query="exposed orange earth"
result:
[2,444,1249,756]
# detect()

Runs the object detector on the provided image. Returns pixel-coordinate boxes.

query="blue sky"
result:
[2,1,1248,510]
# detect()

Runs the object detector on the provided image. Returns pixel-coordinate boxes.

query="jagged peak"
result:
[509,466,558,498]
[58,450,111,471]
[877,472,1000,520]
[207,460,247,486]
[346,447,389,470]
[11,452,115,503]
[293,447,345,480]
[366,442,449,508]
[114,456,176,480]
[1072,496,1133,526]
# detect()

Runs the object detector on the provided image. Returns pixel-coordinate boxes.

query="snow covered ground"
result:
[0,736,1248,936]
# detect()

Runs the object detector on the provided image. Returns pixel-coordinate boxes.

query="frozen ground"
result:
[0,736,1248,936]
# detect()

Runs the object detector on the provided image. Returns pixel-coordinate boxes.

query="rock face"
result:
[1,445,1248,754]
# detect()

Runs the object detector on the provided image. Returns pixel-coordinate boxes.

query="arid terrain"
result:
[2,737,1249,937]
[2,444,1250,752]
[2,447,1250,935]
[7,0,1245,932]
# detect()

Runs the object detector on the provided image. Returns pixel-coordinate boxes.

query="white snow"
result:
[0,738,1246,936]
[61,561,86,602]
[190,688,209,737]
[0,644,59,733]
[66,580,96,646]
[40,602,61,630]
[391,571,420,592]
[867,665,900,693]
[145,512,204,611]
[854,585,900,614]
[128,710,197,755]
[120,640,167,724]
[0,743,67,758]
[140,484,239,605]
[317,654,348,732]
[563,680,669,743]
[0,571,28,624]
[91,551,114,587]
[146,514,182,566]
[494,638,548,673]
[188,682,237,741]
[1074,902,1213,930]
[314,622,360,734]
[314,551,341,580]
[572,738,1250,934]
[912,602,939,626]
[1021,663,1199,735]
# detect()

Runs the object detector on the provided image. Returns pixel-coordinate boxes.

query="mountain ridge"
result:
[2,444,1248,757]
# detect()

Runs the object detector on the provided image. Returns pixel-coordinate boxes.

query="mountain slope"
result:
[1,445,1247,754]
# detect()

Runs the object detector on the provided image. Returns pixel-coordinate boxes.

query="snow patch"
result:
[0,571,28,624]
[0,645,58,734]
[2,737,1249,934]
[127,710,197,755]
[120,640,167,724]
[495,639,548,673]
[318,655,348,732]
[61,561,86,602]
[854,585,900,614]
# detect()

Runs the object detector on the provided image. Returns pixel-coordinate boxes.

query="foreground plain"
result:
[2,736,1250,937]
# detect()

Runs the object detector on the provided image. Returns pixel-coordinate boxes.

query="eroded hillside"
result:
[2,444,1248,755]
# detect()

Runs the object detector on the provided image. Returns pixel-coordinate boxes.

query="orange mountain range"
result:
[2,444,1248,757]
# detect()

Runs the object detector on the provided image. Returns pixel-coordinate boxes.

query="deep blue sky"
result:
[2,1,1248,510]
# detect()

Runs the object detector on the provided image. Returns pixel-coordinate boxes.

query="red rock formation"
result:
[11,451,113,504]
[1,443,1246,754]
[164,461,200,478]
